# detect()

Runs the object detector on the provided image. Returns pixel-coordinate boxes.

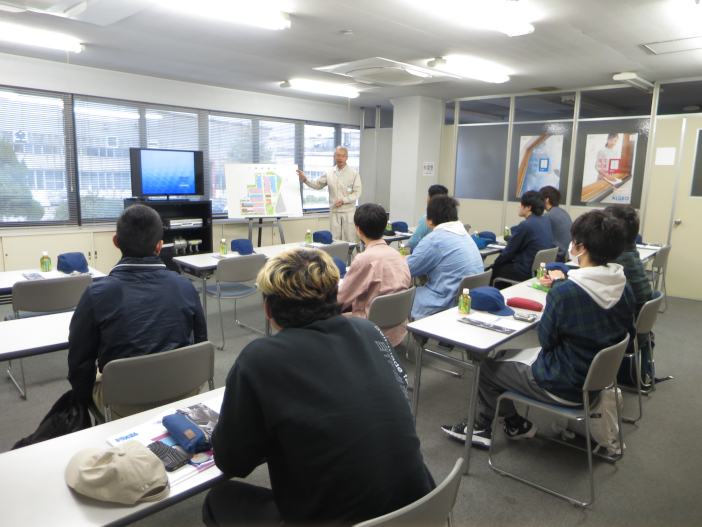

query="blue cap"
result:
[332,257,347,278]
[470,286,515,316]
[313,230,333,244]
[477,231,497,242]
[391,221,408,233]
[57,252,89,274]
[230,239,254,255]
[471,235,489,249]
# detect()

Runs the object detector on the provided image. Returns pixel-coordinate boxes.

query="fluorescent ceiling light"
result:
[150,0,291,30]
[428,55,511,84]
[403,0,541,37]
[613,72,655,93]
[281,79,359,98]
[0,21,84,52]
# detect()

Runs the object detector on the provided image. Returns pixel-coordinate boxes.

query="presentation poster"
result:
[580,133,638,204]
[516,135,563,198]
[224,164,303,219]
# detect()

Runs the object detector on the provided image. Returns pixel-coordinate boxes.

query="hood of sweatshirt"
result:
[433,221,467,236]
[567,263,627,309]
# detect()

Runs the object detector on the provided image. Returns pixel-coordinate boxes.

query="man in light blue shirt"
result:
[406,184,449,250]
[405,195,484,319]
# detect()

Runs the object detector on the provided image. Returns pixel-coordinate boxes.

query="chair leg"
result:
[623,350,643,424]
[659,270,668,313]
[234,298,265,335]
[7,359,27,399]
[411,338,423,426]
[217,293,226,351]
[447,510,454,527]
[583,392,596,507]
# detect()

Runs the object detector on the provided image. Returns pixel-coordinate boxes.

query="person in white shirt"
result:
[297,146,362,242]
[595,133,620,184]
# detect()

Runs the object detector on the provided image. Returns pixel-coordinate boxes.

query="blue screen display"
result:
[140,150,195,195]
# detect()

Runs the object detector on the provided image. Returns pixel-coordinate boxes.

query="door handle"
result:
[674,219,682,225]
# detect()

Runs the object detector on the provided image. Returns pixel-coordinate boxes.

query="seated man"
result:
[541,185,572,263]
[406,184,449,251]
[338,203,411,347]
[67,204,207,418]
[203,248,434,526]
[405,195,483,319]
[443,211,636,447]
[490,190,554,288]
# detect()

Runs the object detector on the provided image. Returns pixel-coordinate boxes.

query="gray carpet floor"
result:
[1,287,699,527]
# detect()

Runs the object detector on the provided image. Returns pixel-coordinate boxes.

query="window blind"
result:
[0,86,75,226]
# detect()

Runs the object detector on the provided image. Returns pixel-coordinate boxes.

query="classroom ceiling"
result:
[1,0,702,112]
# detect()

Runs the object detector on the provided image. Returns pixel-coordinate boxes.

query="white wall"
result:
[0,52,358,124]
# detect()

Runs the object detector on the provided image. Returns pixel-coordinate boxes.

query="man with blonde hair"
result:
[204,247,434,526]
[297,145,362,241]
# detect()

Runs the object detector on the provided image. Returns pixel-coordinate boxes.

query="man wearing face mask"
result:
[442,210,636,448]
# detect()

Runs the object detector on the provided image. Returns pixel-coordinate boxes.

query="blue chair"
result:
[488,335,630,507]
[206,254,267,349]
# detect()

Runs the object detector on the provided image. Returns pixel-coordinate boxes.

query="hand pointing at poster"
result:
[296,169,307,182]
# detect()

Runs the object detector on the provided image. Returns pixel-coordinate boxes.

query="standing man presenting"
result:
[297,146,362,242]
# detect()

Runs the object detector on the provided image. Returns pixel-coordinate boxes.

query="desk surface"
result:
[0,267,105,295]
[0,311,73,360]
[566,246,660,268]
[407,278,547,356]
[0,389,226,527]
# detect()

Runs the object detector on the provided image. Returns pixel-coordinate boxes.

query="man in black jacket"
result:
[67,204,207,418]
[203,247,435,527]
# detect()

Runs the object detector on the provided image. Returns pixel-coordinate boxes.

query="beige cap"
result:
[65,440,169,505]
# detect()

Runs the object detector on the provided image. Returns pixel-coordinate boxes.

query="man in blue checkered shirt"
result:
[442,210,636,448]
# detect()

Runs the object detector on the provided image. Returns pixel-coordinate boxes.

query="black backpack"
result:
[12,390,92,450]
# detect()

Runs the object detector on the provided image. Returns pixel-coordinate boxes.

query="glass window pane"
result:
[455,124,508,200]
[74,99,140,220]
[260,121,295,164]
[458,99,510,124]
[514,93,575,122]
[341,127,360,170]
[303,124,335,210]
[658,80,702,115]
[208,115,253,215]
[146,109,199,150]
[579,87,652,119]
[691,130,702,198]
[0,88,68,224]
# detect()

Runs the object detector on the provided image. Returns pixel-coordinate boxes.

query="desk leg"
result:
[201,275,208,319]
[462,360,481,475]
[411,337,423,426]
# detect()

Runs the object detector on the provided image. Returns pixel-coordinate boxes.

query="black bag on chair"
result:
[12,390,92,450]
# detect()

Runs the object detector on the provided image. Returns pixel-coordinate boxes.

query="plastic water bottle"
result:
[474,230,480,238]
[504,226,510,237]
[537,262,547,280]
[40,252,51,272]
[220,238,228,255]
[459,289,471,315]
[399,243,408,257]
[305,230,312,244]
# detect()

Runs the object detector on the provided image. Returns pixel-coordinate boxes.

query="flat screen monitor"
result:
[130,148,205,197]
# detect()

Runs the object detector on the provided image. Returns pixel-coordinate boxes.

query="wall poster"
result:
[516,135,563,198]
[580,133,638,203]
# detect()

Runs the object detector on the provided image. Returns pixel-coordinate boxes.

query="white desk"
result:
[255,241,358,263]
[0,388,227,527]
[0,267,106,305]
[566,245,661,269]
[0,311,73,361]
[408,278,548,475]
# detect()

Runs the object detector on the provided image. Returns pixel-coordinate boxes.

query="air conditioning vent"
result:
[316,57,458,86]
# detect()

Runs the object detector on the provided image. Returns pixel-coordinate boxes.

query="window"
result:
[0,88,70,224]
[208,114,253,214]
[303,124,336,210]
[341,127,360,171]
[260,120,296,164]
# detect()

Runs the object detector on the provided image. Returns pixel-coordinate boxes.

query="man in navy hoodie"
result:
[67,204,207,419]
[489,190,554,288]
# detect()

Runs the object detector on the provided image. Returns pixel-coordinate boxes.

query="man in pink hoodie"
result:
[338,204,411,347]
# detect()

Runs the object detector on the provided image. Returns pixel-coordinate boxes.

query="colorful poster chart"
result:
[224,164,303,219]
[580,133,638,204]
[516,135,563,198]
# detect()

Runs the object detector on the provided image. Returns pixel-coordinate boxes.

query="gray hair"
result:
[334,146,348,155]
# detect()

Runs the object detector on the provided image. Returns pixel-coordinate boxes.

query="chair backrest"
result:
[636,290,664,335]
[353,458,464,527]
[12,275,92,314]
[456,269,493,304]
[582,335,630,392]
[318,242,350,261]
[101,341,215,407]
[532,247,558,272]
[367,287,416,330]
[463,223,471,232]
[216,253,266,283]
[652,245,671,269]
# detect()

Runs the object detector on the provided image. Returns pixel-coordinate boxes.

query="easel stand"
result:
[248,217,286,247]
